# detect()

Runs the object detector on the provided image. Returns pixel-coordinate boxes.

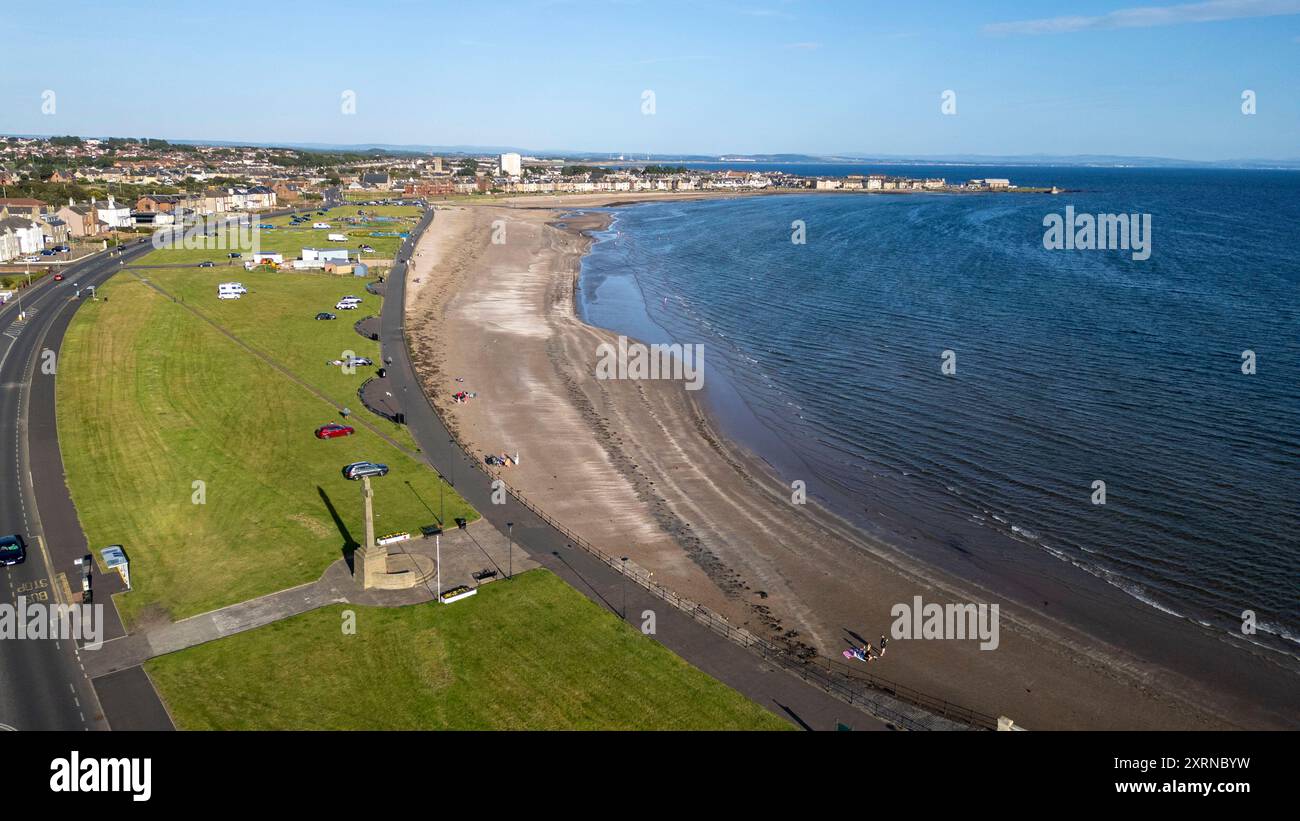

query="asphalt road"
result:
[0,239,157,730]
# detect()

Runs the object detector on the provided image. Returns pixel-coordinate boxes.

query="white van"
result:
[313,222,331,229]
[217,282,245,300]
[327,233,347,242]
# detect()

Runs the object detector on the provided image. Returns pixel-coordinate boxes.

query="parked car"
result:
[344,356,373,367]
[315,423,355,439]
[342,461,388,480]
[22,256,39,263]
[199,261,215,268]
[315,312,336,320]
[0,534,27,567]
[335,300,359,310]
[227,252,242,258]
[54,245,70,253]
[359,244,375,252]
[40,249,56,256]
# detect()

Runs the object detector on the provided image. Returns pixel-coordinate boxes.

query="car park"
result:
[315,423,355,439]
[342,461,388,480]
[0,534,27,567]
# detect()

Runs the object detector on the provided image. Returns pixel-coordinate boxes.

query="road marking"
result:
[3,307,38,340]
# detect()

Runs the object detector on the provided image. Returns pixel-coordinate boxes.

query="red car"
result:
[53,274,64,281]
[315,423,355,439]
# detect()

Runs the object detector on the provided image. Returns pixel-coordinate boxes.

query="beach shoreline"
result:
[403,195,1298,730]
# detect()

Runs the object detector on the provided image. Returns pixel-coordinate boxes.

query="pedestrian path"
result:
[81,524,529,679]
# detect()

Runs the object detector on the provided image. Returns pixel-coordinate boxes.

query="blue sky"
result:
[2,0,1298,160]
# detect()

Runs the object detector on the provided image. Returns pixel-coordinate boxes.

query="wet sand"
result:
[405,197,1298,730]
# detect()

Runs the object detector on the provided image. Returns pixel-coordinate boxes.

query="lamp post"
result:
[621,556,629,620]
[506,522,513,580]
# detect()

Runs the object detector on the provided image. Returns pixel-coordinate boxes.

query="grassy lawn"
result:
[138,266,404,438]
[58,273,476,627]
[145,569,790,730]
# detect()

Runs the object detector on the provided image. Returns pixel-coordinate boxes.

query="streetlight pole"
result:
[621,556,629,620]
[435,533,441,602]
[506,522,513,580]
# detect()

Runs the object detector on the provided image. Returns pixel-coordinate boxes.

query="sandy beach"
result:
[404,195,1297,730]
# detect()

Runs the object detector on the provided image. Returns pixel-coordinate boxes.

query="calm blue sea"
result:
[576,165,1300,657]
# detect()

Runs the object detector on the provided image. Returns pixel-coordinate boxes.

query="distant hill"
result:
[6,133,1300,169]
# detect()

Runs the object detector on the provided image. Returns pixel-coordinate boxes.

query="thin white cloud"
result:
[985,0,1300,35]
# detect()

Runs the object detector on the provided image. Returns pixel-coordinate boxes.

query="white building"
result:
[299,247,351,268]
[0,215,46,259]
[499,152,522,177]
[95,196,133,229]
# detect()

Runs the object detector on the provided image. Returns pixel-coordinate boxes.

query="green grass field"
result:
[145,569,790,730]
[140,266,402,435]
[58,272,476,627]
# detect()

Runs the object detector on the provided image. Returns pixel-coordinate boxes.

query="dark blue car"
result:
[0,534,27,567]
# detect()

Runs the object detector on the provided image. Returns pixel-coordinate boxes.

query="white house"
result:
[95,196,133,229]
[0,215,46,258]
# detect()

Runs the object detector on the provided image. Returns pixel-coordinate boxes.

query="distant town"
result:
[0,134,1048,266]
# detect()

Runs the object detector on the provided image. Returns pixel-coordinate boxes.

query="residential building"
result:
[499,152,522,177]
[0,213,46,259]
[96,196,133,229]
[56,201,102,237]
[0,198,46,218]
[136,194,181,213]
[39,215,70,245]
